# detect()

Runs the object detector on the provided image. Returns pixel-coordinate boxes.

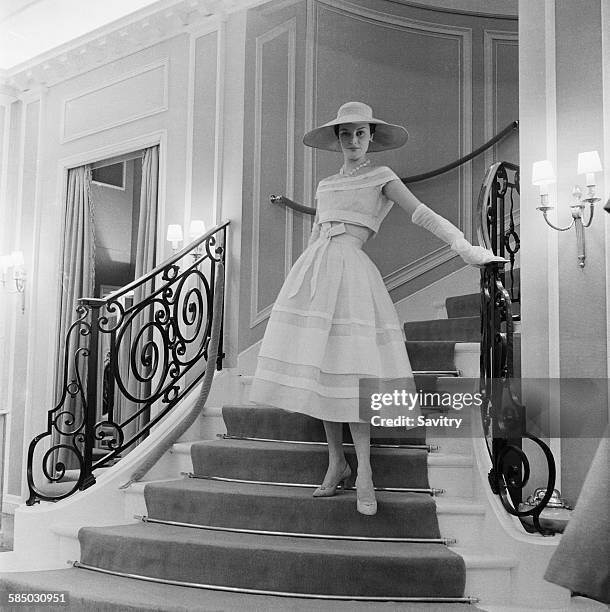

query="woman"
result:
[250,101,504,515]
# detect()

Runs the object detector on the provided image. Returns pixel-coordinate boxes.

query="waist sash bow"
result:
[288,222,348,299]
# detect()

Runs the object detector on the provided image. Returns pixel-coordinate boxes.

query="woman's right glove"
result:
[411,203,507,266]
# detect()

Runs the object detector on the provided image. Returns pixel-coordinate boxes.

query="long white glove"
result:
[411,203,506,266]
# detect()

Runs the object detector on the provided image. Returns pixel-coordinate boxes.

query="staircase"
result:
[1,273,571,611]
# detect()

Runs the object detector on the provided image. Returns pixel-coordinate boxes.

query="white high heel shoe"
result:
[355,474,377,516]
[312,462,352,498]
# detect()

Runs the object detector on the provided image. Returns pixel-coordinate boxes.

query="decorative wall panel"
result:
[61,60,169,143]
[250,19,297,327]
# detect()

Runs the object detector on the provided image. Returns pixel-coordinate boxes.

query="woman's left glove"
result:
[411,203,507,266]
[451,238,507,266]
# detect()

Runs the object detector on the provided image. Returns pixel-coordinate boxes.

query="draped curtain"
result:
[54,165,95,469]
[118,146,159,441]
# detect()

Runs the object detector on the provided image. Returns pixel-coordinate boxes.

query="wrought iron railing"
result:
[477,164,557,535]
[26,222,229,505]
[477,161,520,306]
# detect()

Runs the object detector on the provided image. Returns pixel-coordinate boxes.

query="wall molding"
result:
[0,101,13,498]
[212,20,227,227]
[543,0,561,487]
[303,0,317,251]
[384,245,455,291]
[60,59,169,144]
[250,18,297,328]
[318,0,473,38]
[483,29,518,169]
[184,21,226,229]
[184,24,223,230]
[18,93,46,501]
[387,0,517,20]
[602,0,610,390]
[0,101,12,444]
[183,29,199,232]
[0,0,271,94]
[5,95,34,499]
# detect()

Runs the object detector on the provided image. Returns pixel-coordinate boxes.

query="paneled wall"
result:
[239,0,518,351]
[240,2,308,337]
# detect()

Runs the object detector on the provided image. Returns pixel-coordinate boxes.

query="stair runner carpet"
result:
[0,336,482,611]
[0,407,478,611]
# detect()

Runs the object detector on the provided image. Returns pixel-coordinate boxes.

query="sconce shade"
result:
[10,250,25,267]
[532,160,556,185]
[188,220,206,240]
[577,150,602,175]
[166,224,183,243]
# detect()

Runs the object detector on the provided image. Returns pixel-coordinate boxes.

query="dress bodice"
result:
[315,166,400,235]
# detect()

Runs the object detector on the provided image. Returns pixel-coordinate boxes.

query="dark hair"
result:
[334,124,376,137]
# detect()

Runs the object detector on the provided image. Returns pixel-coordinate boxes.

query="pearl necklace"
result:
[340,159,371,177]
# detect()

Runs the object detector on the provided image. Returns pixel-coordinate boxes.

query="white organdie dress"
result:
[249,166,416,422]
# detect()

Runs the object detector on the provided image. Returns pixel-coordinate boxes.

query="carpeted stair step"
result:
[77,522,467,598]
[223,405,428,444]
[143,478,443,539]
[406,340,457,371]
[223,405,326,441]
[0,568,481,611]
[404,317,480,342]
[190,439,430,489]
[445,269,519,319]
[445,293,480,319]
[445,293,520,319]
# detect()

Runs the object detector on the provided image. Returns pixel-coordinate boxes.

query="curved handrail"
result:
[270,195,316,216]
[26,221,229,504]
[271,121,519,216]
[404,121,518,184]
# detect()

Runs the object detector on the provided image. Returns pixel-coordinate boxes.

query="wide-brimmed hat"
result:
[303,101,409,152]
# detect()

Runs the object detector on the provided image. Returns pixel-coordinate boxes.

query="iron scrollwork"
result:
[26,222,229,505]
[477,164,557,536]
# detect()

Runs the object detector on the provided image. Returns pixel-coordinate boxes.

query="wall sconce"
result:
[1,250,26,313]
[188,220,206,257]
[167,221,207,255]
[188,220,206,241]
[532,151,603,268]
[166,224,183,252]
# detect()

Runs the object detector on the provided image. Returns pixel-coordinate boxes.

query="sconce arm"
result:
[539,209,574,232]
[581,202,596,228]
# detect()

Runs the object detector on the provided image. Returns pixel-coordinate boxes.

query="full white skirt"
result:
[250,233,415,422]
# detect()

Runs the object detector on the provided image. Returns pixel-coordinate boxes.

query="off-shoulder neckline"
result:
[322,165,393,181]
